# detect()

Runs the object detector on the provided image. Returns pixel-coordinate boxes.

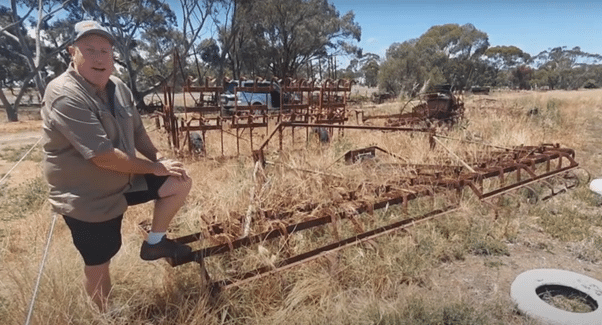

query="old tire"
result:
[510,269,602,325]
[589,178,602,195]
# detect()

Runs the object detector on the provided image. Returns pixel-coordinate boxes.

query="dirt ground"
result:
[1,89,44,186]
[0,113,43,187]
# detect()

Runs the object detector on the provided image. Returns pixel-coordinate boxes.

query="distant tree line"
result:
[1,1,601,121]
[372,24,602,96]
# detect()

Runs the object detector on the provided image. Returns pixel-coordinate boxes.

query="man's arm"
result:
[135,132,163,162]
[90,148,185,177]
[129,99,163,162]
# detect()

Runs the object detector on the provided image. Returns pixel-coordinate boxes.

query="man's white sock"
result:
[147,232,166,245]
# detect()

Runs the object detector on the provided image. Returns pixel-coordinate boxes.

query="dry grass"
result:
[1,89,602,324]
[0,116,41,134]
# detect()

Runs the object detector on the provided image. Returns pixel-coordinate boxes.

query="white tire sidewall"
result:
[589,178,602,195]
[511,269,602,325]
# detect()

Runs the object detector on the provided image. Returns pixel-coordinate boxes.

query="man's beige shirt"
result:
[42,64,147,222]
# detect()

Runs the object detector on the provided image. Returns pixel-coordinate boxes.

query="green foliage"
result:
[511,65,533,90]
[484,45,531,70]
[76,0,181,104]
[220,0,361,78]
[361,56,380,87]
[378,24,491,95]
[0,1,70,121]
[583,79,598,89]
[199,38,222,68]
[378,27,602,94]
[531,46,602,90]
[0,30,29,86]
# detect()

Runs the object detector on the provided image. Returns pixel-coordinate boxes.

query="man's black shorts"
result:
[63,174,169,266]
[125,174,170,206]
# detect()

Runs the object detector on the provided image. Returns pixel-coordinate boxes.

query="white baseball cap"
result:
[73,20,114,44]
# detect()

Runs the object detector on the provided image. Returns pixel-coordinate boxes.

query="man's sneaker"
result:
[140,236,192,261]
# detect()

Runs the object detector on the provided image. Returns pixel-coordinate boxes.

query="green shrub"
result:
[583,79,598,89]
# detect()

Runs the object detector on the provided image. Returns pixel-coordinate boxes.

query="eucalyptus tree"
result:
[379,23,490,95]
[360,54,380,87]
[260,0,360,78]
[0,0,72,121]
[484,45,531,70]
[167,0,219,84]
[209,0,251,80]
[419,23,489,90]
[531,46,602,90]
[484,45,532,88]
[214,0,361,79]
[379,40,427,95]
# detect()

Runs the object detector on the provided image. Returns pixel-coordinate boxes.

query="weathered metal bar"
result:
[282,122,432,132]
[216,205,460,288]
[177,145,578,256]
[169,186,435,266]
[477,164,578,200]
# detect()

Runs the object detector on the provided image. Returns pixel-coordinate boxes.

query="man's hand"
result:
[91,149,189,179]
[153,159,189,180]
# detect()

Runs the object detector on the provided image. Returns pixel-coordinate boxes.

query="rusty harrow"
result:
[155,74,354,157]
[161,142,583,289]
[360,84,464,127]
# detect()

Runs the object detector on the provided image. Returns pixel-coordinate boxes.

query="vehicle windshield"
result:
[224,81,238,94]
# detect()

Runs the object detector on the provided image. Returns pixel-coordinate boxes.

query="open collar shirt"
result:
[42,64,147,222]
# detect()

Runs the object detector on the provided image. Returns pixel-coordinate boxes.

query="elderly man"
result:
[41,20,192,311]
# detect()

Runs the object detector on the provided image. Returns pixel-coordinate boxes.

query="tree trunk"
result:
[0,89,19,121]
[5,106,19,122]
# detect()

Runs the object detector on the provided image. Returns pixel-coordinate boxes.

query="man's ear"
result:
[67,45,76,57]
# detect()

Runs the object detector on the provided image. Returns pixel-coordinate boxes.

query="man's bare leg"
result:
[140,175,193,261]
[151,175,192,233]
[83,261,111,312]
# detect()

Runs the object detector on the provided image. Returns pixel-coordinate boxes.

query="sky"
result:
[329,0,602,59]
[14,0,596,63]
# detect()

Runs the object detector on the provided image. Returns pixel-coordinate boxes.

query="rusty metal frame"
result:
[180,77,227,156]
[253,121,434,157]
[161,143,581,289]
[157,72,356,156]
[359,84,464,127]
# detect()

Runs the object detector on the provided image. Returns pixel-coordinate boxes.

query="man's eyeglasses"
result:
[76,46,114,58]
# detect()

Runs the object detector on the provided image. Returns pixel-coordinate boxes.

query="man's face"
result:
[69,34,114,90]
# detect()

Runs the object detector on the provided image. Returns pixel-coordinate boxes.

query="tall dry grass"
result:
[1,89,602,324]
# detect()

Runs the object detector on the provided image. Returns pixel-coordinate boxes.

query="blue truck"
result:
[220,80,297,115]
